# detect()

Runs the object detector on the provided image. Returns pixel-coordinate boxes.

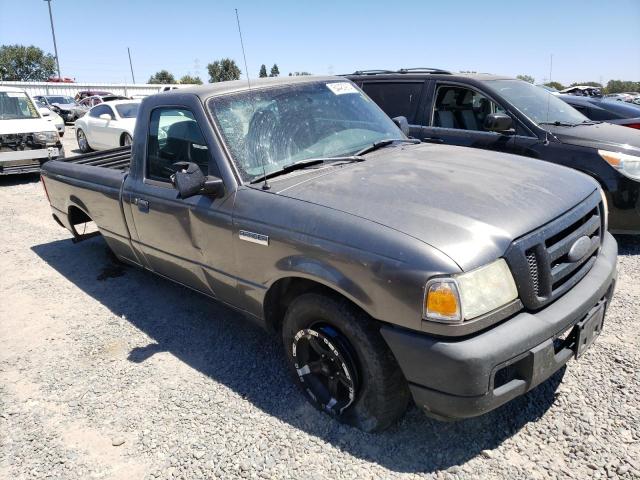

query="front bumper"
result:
[0,146,64,175]
[381,232,618,420]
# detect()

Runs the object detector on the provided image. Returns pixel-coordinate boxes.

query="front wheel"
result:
[282,293,410,432]
[122,133,132,146]
[76,128,92,153]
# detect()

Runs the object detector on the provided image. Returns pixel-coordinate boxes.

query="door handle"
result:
[134,198,149,213]
[423,137,444,144]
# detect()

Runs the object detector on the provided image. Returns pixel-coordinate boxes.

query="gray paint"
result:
[41,76,599,335]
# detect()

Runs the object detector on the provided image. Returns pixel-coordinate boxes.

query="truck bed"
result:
[56,146,131,171]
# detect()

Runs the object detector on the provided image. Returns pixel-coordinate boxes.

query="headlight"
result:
[424,259,518,324]
[33,131,59,145]
[599,188,609,232]
[598,149,640,181]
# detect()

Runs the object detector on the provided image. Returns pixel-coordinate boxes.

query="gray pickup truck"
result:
[41,76,618,432]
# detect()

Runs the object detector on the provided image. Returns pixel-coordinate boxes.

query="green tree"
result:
[606,80,640,94]
[207,58,241,83]
[0,44,56,81]
[516,74,535,84]
[569,81,602,88]
[544,81,565,91]
[259,64,268,78]
[269,64,280,77]
[179,74,202,85]
[148,70,176,84]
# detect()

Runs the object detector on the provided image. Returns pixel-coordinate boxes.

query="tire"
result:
[76,128,92,153]
[282,293,410,432]
[122,133,132,146]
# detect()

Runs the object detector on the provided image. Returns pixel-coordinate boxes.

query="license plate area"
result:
[574,302,605,359]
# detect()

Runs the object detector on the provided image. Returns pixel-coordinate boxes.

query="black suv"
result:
[347,69,640,234]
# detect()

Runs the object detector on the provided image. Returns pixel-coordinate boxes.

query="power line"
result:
[43,0,61,79]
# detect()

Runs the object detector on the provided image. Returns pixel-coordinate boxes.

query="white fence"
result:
[0,81,189,97]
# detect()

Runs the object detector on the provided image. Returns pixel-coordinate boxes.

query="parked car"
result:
[603,93,635,103]
[0,86,64,175]
[74,100,140,152]
[41,77,617,431]
[75,90,113,101]
[347,69,640,234]
[35,100,65,137]
[559,94,640,129]
[560,85,603,97]
[33,95,83,123]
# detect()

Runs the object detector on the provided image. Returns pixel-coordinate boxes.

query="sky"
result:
[1,0,639,86]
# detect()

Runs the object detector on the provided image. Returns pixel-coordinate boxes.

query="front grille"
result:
[505,191,603,310]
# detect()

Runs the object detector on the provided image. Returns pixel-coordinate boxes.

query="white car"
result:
[1,86,63,175]
[74,100,140,152]
[35,100,65,137]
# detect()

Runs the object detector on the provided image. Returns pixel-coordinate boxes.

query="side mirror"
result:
[39,108,51,117]
[172,162,224,199]
[99,113,112,121]
[392,116,411,136]
[483,113,514,133]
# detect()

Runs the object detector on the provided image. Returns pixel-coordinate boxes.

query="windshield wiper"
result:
[355,138,420,156]
[249,156,364,184]
[538,121,579,127]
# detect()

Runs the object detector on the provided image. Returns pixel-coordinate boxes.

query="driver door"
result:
[125,106,227,296]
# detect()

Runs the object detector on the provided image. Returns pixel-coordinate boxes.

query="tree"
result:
[207,58,241,83]
[179,74,202,85]
[269,64,280,77]
[606,80,640,94]
[0,44,56,81]
[569,81,602,88]
[259,64,268,78]
[148,70,176,84]
[544,81,565,91]
[516,74,535,84]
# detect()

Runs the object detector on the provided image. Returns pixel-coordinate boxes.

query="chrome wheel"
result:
[123,133,132,146]
[77,129,89,152]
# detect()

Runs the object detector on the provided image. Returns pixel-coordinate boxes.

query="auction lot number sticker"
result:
[326,82,359,95]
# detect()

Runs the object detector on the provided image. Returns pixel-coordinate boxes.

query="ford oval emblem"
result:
[567,236,592,263]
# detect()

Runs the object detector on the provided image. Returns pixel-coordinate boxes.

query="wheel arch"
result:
[263,274,374,333]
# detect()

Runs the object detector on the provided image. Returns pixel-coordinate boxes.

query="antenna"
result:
[235,8,270,190]
[544,53,553,145]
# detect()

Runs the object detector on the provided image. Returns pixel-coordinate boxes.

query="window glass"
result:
[147,108,211,182]
[432,85,502,131]
[89,105,109,118]
[361,82,423,121]
[115,103,139,118]
[208,81,400,182]
[485,79,587,125]
[0,91,40,120]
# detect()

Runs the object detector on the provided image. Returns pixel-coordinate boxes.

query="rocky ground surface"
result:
[1,127,639,479]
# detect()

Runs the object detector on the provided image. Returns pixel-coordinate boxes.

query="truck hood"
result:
[273,143,597,271]
[546,121,640,155]
[0,118,57,134]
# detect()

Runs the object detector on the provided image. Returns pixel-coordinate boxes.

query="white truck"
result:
[0,86,64,175]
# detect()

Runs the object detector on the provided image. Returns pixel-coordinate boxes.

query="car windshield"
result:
[486,79,588,125]
[115,103,139,118]
[0,91,40,120]
[207,81,401,182]
[46,96,75,104]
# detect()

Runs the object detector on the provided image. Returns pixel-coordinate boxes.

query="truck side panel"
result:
[41,160,139,264]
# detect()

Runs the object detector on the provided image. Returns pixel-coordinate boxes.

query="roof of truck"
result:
[162,75,344,99]
[0,86,27,93]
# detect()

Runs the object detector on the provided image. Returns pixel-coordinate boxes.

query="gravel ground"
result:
[1,127,639,479]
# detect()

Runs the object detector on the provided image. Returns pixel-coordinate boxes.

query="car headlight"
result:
[599,188,609,232]
[598,149,640,181]
[33,131,59,145]
[424,259,518,324]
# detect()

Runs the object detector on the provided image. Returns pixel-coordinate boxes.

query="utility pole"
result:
[43,0,61,79]
[127,47,136,83]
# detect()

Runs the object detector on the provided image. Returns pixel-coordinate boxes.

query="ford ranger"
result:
[40,76,618,431]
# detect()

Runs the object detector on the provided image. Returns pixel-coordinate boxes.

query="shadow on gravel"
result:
[0,172,41,186]
[615,234,640,255]
[32,236,564,474]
